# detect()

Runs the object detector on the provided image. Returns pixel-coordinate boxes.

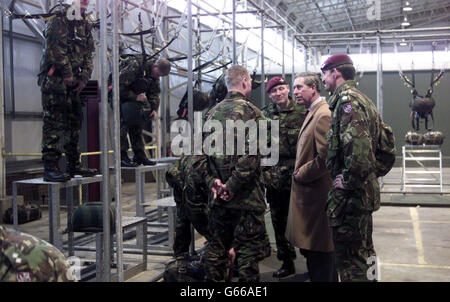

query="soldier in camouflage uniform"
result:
[202,65,271,282]
[118,55,171,166]
[321,54,381,282]
[38,0,98,182]
[165,155,211,268]
[0,225,74,282]
[261,76,307,278]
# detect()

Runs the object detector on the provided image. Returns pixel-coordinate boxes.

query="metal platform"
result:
[401,145,443,193]
[12,175,103,250]
[114,162,176,254]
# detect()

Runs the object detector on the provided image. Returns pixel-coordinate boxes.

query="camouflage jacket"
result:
[203,91,266,212]
[119,55,161,112]
[166,155,209,207]
[261,97,307,191]
[326,80,381,224]
[38,8,94,93]
[0,226,73,282]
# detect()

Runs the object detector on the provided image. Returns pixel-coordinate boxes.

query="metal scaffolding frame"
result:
[0,0,308,282]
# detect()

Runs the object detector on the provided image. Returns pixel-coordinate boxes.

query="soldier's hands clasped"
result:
[333,174,345,189]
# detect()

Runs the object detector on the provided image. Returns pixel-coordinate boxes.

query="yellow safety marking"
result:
[380,263,450,270]
[410,207,427,265]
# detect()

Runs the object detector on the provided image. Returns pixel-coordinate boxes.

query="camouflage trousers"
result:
[204,207,271,282]
[332,210,376,282]
[266,188,296,262]
[120,123,145,155]
[173,199,210,258]
[41,91,82,164]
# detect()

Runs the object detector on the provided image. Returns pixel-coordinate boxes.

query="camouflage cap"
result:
[320,54,353,72]
[266,76,287,93]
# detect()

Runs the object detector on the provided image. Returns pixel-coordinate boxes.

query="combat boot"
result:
[273,259,295,278]
[67,162,99,178]
[133,150,156,166]
[43,160,71,182]
[121,151,138,167]
[176,253,189,274]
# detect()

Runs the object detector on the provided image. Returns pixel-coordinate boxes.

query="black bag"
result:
[163,259,205,282]
[410,96,435,118]
[3,204,42,224]
[70,202,116,233]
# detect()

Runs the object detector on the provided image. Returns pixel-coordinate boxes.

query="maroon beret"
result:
[320,54,353,71]
[266,76,287,93]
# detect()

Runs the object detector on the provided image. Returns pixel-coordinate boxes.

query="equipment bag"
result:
[70,202,116,233]
[374,121,396,177]
[3,204,42,224]
[163,259,205,282]
[423,131,445,145]
[405,131,424,145]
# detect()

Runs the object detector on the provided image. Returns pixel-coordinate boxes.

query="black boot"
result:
[121,151,138,167]
[67,162,98,178]
[272,259,295,278]
[43,160,71,182]
[176,253,189,274]
[133,150,156,166]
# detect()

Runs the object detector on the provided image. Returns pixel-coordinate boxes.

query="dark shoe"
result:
[133,154,156,166]
[43,161,71,182]
[272,260,295,278]
[121,156,138,167]
[44,169,71,182]
[67,164,99,177]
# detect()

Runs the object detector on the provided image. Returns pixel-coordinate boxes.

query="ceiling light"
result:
[403,1,412,12]
[401,16,410,27]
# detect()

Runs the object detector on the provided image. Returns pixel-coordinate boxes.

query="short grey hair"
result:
[296,73,321,93]
[225,65,250,90]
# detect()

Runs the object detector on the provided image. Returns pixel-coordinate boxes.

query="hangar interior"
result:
[0,0,450,282]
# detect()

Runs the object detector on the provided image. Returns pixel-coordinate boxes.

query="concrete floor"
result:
[5,167,450,282]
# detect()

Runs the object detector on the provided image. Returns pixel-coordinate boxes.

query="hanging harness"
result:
[396,42,445,131]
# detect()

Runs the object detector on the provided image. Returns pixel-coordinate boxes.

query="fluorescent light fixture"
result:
[403,1,412,11]
[401,16,410,26]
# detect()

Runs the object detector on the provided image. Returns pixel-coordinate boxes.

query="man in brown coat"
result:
[286,73,337,282]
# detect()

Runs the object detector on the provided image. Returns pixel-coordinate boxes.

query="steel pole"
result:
[232,0,237,64]
[161,2,169,157]
[0,11,5,198]
[376,34,383,119]
[260,11,265,107]
[112,0,123,282]
[187,0,193,151]
[296,26,450,37]
[99,0,111,281]
[291,36,295,93]
[282,26,285,79]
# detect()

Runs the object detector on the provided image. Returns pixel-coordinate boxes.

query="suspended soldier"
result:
[321,54,382,282]
[261,76,307,278]
[38,0,98,182]
[0,225,74,282]
[202,65,271,282]
[119,55,171,167]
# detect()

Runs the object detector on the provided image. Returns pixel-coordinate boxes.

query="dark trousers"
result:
[299,248,338,282]
[266,189,296,262]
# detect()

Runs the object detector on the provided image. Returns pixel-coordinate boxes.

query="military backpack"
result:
[374,121,396,177]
